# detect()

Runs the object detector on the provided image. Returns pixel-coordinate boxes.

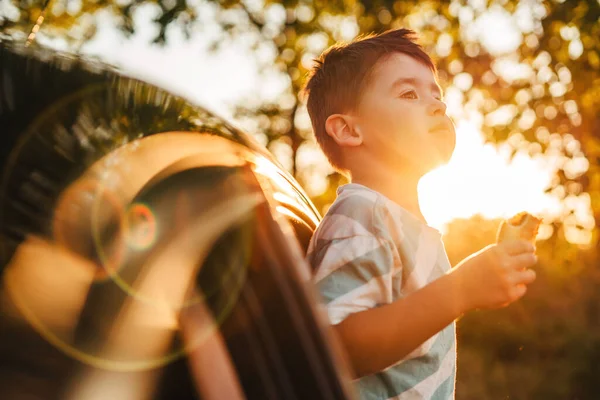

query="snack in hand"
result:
[497,212,541,244]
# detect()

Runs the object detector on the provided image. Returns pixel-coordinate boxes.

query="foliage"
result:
[2,1,598,240]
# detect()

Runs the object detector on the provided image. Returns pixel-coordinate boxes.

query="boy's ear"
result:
[325,114,363,147]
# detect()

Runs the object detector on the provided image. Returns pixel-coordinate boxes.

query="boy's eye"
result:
[400,90,418,99]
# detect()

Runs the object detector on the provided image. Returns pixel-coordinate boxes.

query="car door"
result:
[0,40,356,400]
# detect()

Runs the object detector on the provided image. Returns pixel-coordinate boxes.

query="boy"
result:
[304,29,537,399]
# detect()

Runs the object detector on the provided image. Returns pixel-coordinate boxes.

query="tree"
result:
[2,0,598,238]
[6,0,596,245]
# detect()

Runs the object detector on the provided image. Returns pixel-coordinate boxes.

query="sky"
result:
[2,1,594,244]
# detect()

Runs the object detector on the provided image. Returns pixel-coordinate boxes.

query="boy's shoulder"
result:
[310,183,437,257]
[312,184,395,244]
[326,184,379,219]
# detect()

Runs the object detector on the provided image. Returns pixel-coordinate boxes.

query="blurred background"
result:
[1,0,599,398]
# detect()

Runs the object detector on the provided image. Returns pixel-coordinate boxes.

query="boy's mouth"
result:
[429,122,453,133]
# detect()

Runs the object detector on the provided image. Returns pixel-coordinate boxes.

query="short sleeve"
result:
[311,235,397,325]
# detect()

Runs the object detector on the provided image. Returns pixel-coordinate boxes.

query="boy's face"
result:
[351,53,456,175]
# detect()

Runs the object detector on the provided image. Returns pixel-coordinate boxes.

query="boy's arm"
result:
[332,271,462,378]
[326,240,537,378]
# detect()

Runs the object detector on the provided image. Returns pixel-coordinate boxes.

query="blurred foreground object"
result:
[496,212,542,245]
[0,40,355,400]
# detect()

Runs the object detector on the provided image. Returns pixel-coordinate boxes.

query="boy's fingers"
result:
[501,240,535,256]
[511,284,527,300]
[510,269,536,285]
[509,253,538,270]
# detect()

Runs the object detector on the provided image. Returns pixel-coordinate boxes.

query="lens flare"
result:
[125,203,157,251]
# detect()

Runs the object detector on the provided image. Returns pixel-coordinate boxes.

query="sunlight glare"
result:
[419,120,561,233]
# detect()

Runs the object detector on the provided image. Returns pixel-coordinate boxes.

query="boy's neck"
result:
[350,166,426,224]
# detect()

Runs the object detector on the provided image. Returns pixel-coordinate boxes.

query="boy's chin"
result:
[392,149,454,176]
[433,144,455,167]
[423,152,453,173]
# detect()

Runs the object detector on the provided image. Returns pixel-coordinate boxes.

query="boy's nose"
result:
[427,99,447,116]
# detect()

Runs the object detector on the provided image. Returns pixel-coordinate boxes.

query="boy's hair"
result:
[303,29,436,171]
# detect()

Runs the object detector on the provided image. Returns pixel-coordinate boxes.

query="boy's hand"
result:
[453,240,537,312]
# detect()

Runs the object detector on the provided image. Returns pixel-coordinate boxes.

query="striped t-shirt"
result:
[307,183,456,400]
